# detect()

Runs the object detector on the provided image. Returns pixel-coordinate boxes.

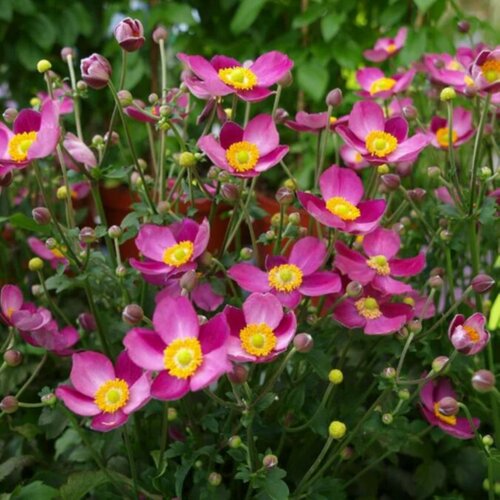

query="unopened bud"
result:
[276,187,294,206]
[116,265,127,278]
[431,356,449,373]
[32,207,51,225]
[381,173,400,191]
[148,93,159,104]
[382,367,396,379]
[457,20,470,33]
[117,89,133,107]
[37,59,52,73]
[398,389,410,400]
[482,435,494,447]
[479,166,492,180]
[152,25,168,44]
[263,454,278,469]
[265,230,276,242]
[122,304,144,325]
[239,247,253,261]
[200,251,213,268]
[471,274,495,294]
[346,281,363,298]
[79,226,96,244]
[157,201,171,215]
[179,152,196,168]
[228,435,242,448]
[31,285,43,297]
[221,183,239,203]
[3,107,18,123]
[56,186,69,200]
[0,172,12,187]
[108,225,122,239]
[78,312,96,332]
[1,396,18,413]
[180,270,198,292]
[274,108,289,124]
[464,85,477,97]
[208,472,222,487]
[340,447,353,460]
[227,364,248,384]
[167,407,177,421]
[104,130,119,145]
[471,370,496,393]
[328,369,343,385]
[217,171,230,183]
[293,333,314,353]
[408,319,422,334]
[288,212,301,225]
[402,105,417,120]
[408,188,426,202]
[439,229,452,241]
[76,80,88,92]
[3,350,22,367]
[437,396,459,416]
[92,134,104,147]
[28,257,44,272]
[61,47,74,61]
[41,393,57,406]
[427,166,441,178]
[382,413,393,425]
[440,87,456,101]
[277,70,293,87]
[326,88,343,107]
[328,420,346,439]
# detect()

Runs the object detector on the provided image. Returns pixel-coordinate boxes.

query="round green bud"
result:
[398,389,410,401]
[208,472,222,487]
[328,369,344,385]
[482,434,494,447]
[382,413,393,425]
[37,59,52,73]
[228,436,242,448]
[56,186,70,200]
[167,407,178,421]
[440,87,456,101]
[328,421,346,440]
[28,257,44,272]
[179,152,197,168]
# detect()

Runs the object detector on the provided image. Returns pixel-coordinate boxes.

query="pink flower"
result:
[56,351,151,432]
[470,48,500,93]
[298,165,386,234]
[123,296,231,400]
[80,54,112,90]
[38,84,74,115]
[130,219,210,284]
[333,289,412,335]
[70,181,91,200]
[420,377,479,439]
[20,320,79,356]
[356,68,416,99]
[336,101,430,165]
[340,144,370,170]
[435,186,456,206]
[177,51,293,102]
[448,313,490,355]
[0,285,26,326]
[63,133,97,170]
[28,236,68,269]
[334,227,425,295]
[405,291,435,320]
[388,97,413,117]
[363,27,408,62]
[0,101,60,175]
[113,17,145,52]
[285,111,346,133]
[198,114,288,178]
[426,106,474,149]
[224,293,296,363]
[229,237,341,308]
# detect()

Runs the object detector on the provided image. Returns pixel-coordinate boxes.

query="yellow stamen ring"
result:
[268,264,303,292]
[365,130,398,158]
[218,66,258,90]
[366,255,391,276]
[8,131,38,162]
[225,141,260,172]
[163,337,203,379]
[369,77,396,95]
[463,325,480,343]
[436,127,458,148]
[325,197,360,221]
[94,379,130,413]
[434,402,457,426]
[239,323,277,357]
[355,297,382,319]
[481,60,500,83]
[163,241,194,267]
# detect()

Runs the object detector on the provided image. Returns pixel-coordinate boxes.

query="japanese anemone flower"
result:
[448,313,490,355]
[363,27,408,62]
[0,101,60,175]
[470,47,500,93]
[198,114,288,178]
[356,68,416,99]
[336,101,430,165]
[426,107,474,149]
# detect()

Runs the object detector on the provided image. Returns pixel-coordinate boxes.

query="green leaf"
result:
[320,12,346,41]
[0,0,13,21]
[488,293,500,330]
[59,471,108,500]
[12,481,57,500]
[413,0,438,13]
[0,456,34,482]
[255,468,289,500]
[399,28,427,65]
[479,196,496,225]
[71,3,92,36]
[297,60,329,101]
[12,0,35,14]
[230,0,267,34]
[292,4,327,28]
[15,38,44,71]
[26,13,56,50]
[414,460,446,498]
[6,212,50,234]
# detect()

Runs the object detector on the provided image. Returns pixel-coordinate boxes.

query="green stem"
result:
[16,353,47,399]
[123,426,139,497]
[343,449,393,488]
[396,332,415,382]
[90,182,116,267]
[66,54,84,141]
[271,85,282,119]
[37,271,72,326]
[83,279,112,358]
[287,384,333,432]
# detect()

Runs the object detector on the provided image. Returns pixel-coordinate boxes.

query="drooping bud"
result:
[227,364,248,384]
[61,47,75,62]
[436,396,459,416]
[2,107,18,123]
[431,356,449,373]
[32,207,51,225]
[471,369,496,393]
[293,333,314,353]
[380,173,400,191]
[80,53,112,90]
[326,88,343,107]
[263,454,279,469]
[78,312,96,332]
[0,395,19,413]
[152,25,168,44]
[122,304,144,325]
[114,18,145,52]
[3,350,23,367]
[407,188,426,202]
[346,281,363,298]
[471,274,495,294]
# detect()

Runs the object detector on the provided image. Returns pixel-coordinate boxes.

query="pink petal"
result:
[249,51,293,87]
[299,272,341,296]
[1,285,23,317]
[115,350,143,385]
[384,116,408,143]
[193,218,210,258]
[356,68,385,91]
[345,199,386,234]
[364,313,407,334]
[198,312,229,354]
[123,373,151,414]
[274,290,302,309]
[319,165,364,204]
[135,224,176,262]
[363,49,389,63]
[390,253,426,276]
[274,312,297,350]
[419,380,435,412]
[363,227,401,259]
[220,121,244,149]
[243,114,279,156]
[151,371,190,400]
[336,125,368,153]
[70,351,116,398]
[198,134,230,170]
[27,101,60,159]
[386,133,430,163]
[372,275,412,294]
[254,146,288,172]
[236,87,273,103]
[333,300,365,329]
[55,385,100,416]
[227,263,270,292]
[192,282,224,311]
[348,101,385,140]
[91,410,128,432]
[153,296,199,344]
[297,192,345,230]
[334,241,373,284]
[243,293,283,329]
[123,328,165,371]
[189,346,231,391]
[289,237,326,275]
[210,55,241,71]
[14,109,41,133]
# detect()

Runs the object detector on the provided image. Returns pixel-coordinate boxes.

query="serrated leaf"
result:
[59,471,108,500]
[230,0,267,34]
[255,468,289,500]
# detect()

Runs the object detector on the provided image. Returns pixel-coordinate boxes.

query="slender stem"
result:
[37,271,72,326]
[272,85,282,119]
[274,204,285,254]
[66,54,83,141]
[123,426,139,497]
[396,332,415,381]
[344,449,393,488]
[243,101,251,127]
[287,384,333,432]
[158,39,168,203]
[90,181,116,267]
[16,353,47,399]
[158,402,169,472]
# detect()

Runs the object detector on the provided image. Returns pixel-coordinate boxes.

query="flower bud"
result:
[60,47,75,61]
[221,183,240,203]
[263,454,278,469]
[41,393,57,406]
[431,356,449,373]
[208,472,222,487]
[104,131,120,145]
[227,364,248,384]
[346,281,363,298]
[108,225,122,239]
[439,229,452,241]
[326,88,343,107]
[0,395,18,414]
[274,108,289,124]
[217,171,230,183]
[122,304,144,325]
[377,164,390,175]
[239,247,253,261]
[56,186,69,200]
[382,413,393,425]
[328,421,346,439]
[92,134,104,147]
[157,201,171,215]
[265,230,276,242]
[78,312,96,332]
[3,107,18,123]
[117,89,133,107]
[28,257,44,272]
[152,25,168,44]
[471,274,495,294]
[402,105,417,120]
[284,331,308,352]
[471,369,496,393]
[398,389,410,400]
[199,251,213,268]
[79,226,96,244]
[31,285,43,297]
[328,369,343,385]
[408,319,422,334]
[32,207,51,225]
[180,270,198,292]
[46,238,57,250]
[482,435,494,447]
[167,407,177,421]
[276,187,294,206]
[436,396,459,416]
[114,17,145,52]
[457,20,470,33]
[276,70,293,87]
[479,166,492,180]
[397,327,409,339]
[408,188,426,202]
[382,367,396,379]
[340,447,353,460]
[381,173,400,191]
[30,97,41,108]
[440,87,456,101]
[464,85,477,97]
[3,349,22,367]
[228,435,242,448]
[427,166,441,178]
[37,59,52,73]
[288,212,300,225]
[0,172,12,187]
[76,80,88,92]
[80,53,112,89]
[179,152,197,168]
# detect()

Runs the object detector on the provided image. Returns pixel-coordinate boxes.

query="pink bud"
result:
[3,350,23,367]
[122,304,144,325]
[0,172,13,187]
[274,108,289,124]
[227,365,248,384]
[381,174,400,191]
[80,53,112,89]
[0,395,18,414]
[436,396,459,416]
[293,333,314,353]
[60,47,75,61]
[180,270,198,292]
[275,187,294,205]
[457,20,470,33]
[471,369,496,393]
[471,274,495,294]
[78,312,96,332]
[32,207,51,225]
[114,18,145,52]
[262,454,278,469]
[326,88,343,107]
[152,25,168,44]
